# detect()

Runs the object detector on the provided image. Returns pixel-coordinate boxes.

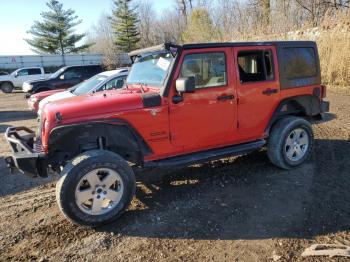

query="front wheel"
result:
[56,150,136,227]
[1,82,14,93]
[267,116,314,170]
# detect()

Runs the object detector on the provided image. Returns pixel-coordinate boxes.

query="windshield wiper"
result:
[129,82,147,93]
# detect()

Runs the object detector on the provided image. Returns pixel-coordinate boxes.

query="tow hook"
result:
[4,156,15,174]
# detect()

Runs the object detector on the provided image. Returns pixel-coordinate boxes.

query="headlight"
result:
[30,96,38,102]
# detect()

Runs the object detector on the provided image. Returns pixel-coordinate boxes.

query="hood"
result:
[38,90,75,116]
[0,75,10,80]
[43,86,159,124]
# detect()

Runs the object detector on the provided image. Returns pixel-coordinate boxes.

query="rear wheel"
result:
[56,150,136,227]
[267,116,313,170]
[1,82,14,93]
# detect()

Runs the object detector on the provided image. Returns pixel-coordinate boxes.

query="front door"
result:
[234,46,281,140]
[169,48,237,151]
[13,69,29,87]
[55,67,83,89]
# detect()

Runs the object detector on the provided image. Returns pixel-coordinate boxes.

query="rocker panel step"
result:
[144,139,266,168]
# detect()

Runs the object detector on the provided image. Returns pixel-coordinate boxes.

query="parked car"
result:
[5,41,329,227]
[22,64,103,95]
[27,69,128,113]
[0,67,50,93]
[0,71,8,76]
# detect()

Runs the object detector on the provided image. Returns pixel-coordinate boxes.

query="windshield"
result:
[50,67,66,79]
[73,74,108,95]
[127,52,174,88]
[10,69,19,76]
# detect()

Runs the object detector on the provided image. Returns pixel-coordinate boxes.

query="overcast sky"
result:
[0,0,171,55]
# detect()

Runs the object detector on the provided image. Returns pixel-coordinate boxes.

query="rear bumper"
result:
[4,127,47,178]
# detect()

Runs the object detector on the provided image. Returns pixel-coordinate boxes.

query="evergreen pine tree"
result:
[25,0,90,54]
[111,0,140,52]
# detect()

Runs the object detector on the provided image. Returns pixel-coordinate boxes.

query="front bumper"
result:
[22,83,33,93]
[4,127,47,177]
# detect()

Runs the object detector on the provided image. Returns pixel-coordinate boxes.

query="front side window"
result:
[180,52,227,89]
[73,74,108,95]
[62,68,82,80]
[238,50,274,83]
[17,69,28,76]
[127,52,174,88]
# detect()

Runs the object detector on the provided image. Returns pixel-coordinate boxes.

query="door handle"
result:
[262,88,278,95]
[217,94,235,101]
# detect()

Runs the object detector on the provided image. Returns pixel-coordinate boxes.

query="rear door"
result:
[234,45,280,140]
[169,47,237,151]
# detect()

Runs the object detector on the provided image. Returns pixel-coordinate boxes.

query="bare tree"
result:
[295,0,349,26]
[87,14,120,68]
[137,0,158,47]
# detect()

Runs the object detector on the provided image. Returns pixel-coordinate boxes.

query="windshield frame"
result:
[49,67,67,79]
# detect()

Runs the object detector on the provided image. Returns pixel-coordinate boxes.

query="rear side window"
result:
[28,68,41,75]
[284,48,317,79]
[180,52,227,89]
[85,66,102,76]
[238,50,274,83]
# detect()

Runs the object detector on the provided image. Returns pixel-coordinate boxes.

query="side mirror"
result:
[176,76,195,94]
[59,75,65,80]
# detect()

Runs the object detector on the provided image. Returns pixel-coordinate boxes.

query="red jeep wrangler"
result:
[5,41,329,226]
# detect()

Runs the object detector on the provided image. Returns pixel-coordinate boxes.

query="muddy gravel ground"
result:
[0,91,349,262]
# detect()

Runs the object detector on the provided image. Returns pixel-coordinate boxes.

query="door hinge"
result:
[237,121,240,128]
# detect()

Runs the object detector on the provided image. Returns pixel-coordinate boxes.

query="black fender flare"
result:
[47,119,152,166]
[265,94,321,134]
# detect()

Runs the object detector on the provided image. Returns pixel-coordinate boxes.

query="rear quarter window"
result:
[284,47,317,79]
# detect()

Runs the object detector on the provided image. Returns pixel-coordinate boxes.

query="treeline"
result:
[88,0,349,49]
[25,0,350,86]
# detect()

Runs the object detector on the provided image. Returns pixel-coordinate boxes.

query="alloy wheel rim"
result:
[75,168,124,215]
[284,127,309,162]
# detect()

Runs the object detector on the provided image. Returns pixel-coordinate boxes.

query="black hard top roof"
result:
[128,41,317,57]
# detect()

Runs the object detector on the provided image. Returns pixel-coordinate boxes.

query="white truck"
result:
[0,67,50,93]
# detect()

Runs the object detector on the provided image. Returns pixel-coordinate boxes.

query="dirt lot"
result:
[0,91,349,261]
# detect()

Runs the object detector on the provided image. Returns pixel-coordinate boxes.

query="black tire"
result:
[1,82,14,93]
[267,116,314,170]
[56,150,136,227]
